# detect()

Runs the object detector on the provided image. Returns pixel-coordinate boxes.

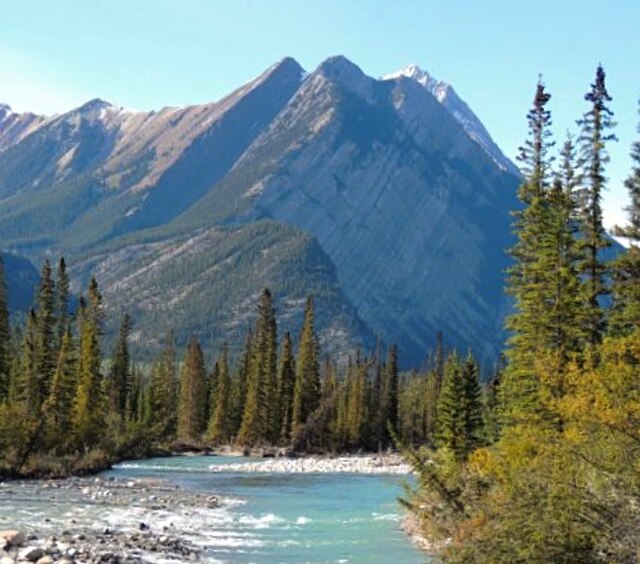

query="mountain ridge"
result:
[0,55,522,367]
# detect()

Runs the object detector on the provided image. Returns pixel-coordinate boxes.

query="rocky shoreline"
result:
[0,476,220,563]
[205,453,412,474]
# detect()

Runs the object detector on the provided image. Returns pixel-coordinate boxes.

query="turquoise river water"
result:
[1,455,427,563]
[110,456,426,563]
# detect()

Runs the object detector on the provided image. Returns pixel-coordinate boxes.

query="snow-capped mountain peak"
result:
[384,64,519,175]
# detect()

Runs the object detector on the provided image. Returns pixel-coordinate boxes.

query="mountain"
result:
[1,252,38,311]
[0,104,46,152]
[384,64,520,176]
[0,56,522,367]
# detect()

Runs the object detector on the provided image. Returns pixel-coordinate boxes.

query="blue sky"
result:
[1,0,638,228]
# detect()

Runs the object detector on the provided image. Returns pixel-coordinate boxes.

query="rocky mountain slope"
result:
[0,56,522,367]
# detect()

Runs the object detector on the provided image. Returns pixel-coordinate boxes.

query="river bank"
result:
[0,475,219,563]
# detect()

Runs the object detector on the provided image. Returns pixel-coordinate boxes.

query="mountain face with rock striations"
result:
[0,55,521,367]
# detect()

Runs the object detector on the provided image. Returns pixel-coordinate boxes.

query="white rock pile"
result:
[209,454,411,475]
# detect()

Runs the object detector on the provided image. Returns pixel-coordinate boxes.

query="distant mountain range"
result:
[0,56,522,367]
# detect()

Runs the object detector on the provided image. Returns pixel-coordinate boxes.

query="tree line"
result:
[402,65,640,562]
[0,258,496,476]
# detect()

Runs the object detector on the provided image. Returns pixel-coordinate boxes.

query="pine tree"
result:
[536,136,584,378]
[611,99,640,335]
[56,258,70,349]
[150,332,178,440]
[501,79,555,427]
[0,257,10,402]
[72,277,105,449]
[460,353,483,456]
[292,296,320,429]
[35,259,56,402]
[177,335,207,443]
[43,326,77,453]
[278,331,296,443]
[577,64,616,347]
[435,353,465,457]
[107,314,131,417]
[207,344,231,444]
[237,289,277,446]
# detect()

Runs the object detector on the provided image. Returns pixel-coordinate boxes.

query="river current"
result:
[1,455,426,563]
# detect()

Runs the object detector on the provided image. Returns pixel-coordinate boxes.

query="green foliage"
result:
[176,336,207,443]
[292,296,320,431]
[400,70,640,564]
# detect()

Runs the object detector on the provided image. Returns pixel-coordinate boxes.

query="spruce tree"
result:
[460,353,483,456]
[207,344,231,444]
[56,258,70,348]
[292,296,320,429]
[278,331,295,443]
[150,332,178,440]
[107,314,131,417]
[435,353,465,457]
[73,277,105,449]
[0,257,10,402]
[177,335,207,442]
[237,289,277,446]
[43,326,77,453]
[611,100,640,335]
[35,259,56,402]
[577,64,616,347]
[501,79,555,427]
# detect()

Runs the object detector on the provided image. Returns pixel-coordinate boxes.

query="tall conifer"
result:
[177,335,207,442]
[577,64,616,347]
[292,296,320,429]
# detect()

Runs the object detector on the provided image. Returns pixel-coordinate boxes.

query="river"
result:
[0,455,427,563]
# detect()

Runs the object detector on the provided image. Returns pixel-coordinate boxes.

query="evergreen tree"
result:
[237,289,277,445]
[150,332,178,439]
[35,259,56,402]
[107,314,131,417]
[292,296,320,429]
[177,335,207,442]
[0,257,10,402]
[72,277,104,449]
[577,64,616,347]
[501,80,555,427]
[611,100,640,335]
[460,353,483,455]
[56,258,70,348]
[435,353,466,457]
[207,344,231,444]
[43,326,77,453]
[278,331,295,443]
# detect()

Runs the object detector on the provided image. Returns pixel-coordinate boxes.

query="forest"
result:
[401,65,640,562]
[0,258,495,478]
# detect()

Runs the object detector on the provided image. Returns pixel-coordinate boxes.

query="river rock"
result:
[36,557,54,564]
[0,530,25,547]
[18,547,44,562]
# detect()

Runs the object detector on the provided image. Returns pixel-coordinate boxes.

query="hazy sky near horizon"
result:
[1,0,638,228]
